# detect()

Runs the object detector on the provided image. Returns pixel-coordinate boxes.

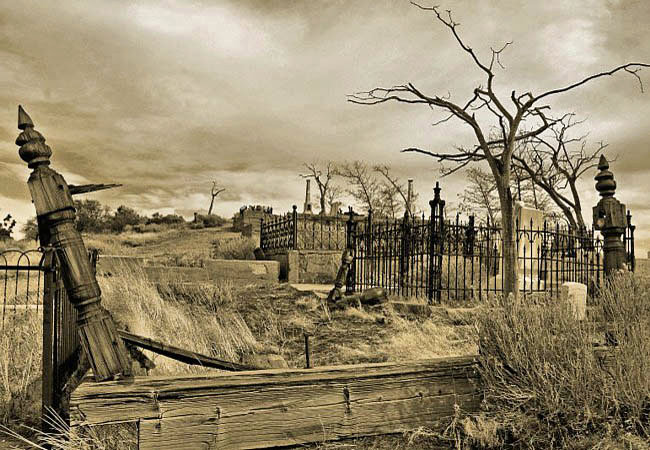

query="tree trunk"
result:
[320,193,327,215]
[568,179,586,231]
[208,197,215,216]
[498,186,518,298]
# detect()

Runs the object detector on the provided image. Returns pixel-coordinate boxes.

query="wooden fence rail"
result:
[71,356,480,450]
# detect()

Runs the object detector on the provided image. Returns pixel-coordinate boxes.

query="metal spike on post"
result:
[16,106,131,381]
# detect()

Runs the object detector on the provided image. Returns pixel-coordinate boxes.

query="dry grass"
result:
[100,264,259,374]
[471,272,650,449]
[211,235,257,260]
[0,313,42,429]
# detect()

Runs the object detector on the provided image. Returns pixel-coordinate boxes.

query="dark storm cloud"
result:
[1,0,649,251]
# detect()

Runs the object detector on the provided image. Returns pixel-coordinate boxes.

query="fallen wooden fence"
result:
[71,355,480,449]
[119,330,258,371]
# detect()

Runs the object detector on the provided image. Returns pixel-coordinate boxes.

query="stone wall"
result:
[232,205,275,233]
[268,249,341,284]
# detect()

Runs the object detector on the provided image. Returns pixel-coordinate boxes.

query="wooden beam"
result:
[118,330,258,372]
[70,356,480,450]
[68,183,122,196]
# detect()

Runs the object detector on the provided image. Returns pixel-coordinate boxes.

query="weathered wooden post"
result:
[16,106,131,381]
[593,155,627,277]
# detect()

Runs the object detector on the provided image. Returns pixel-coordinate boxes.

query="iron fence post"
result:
[626,209,636,272]
[367,208,373,286]
[435,184,445,302]
[345,207,357,294]
[292,205,298,250]
[427,194,436,302]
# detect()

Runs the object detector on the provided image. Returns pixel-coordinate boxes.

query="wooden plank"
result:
[118,330,258,371]
[69,183,122,196]
[71,356,480,449]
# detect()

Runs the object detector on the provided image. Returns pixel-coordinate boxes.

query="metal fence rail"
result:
[260,206,347,252]
[1,248,45,324]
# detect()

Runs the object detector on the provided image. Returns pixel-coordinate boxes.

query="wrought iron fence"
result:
[260,206,297,252]
[260,206,347,252]
[346,183,633,303]
[1,247,97,421]
[1,248,45,324]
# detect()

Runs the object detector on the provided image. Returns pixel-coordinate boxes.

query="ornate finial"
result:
[16,105,52,168]
[18,105,33,130]
[595,155,616,198]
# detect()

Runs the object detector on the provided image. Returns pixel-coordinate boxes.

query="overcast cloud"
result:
[1,0,649,253]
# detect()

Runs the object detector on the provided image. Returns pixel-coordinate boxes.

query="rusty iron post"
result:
[16,106,131,381]
[593,155,627,277]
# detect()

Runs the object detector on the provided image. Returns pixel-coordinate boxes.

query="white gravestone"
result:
[560,282,587,321]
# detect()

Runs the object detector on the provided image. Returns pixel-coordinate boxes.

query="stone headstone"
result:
[560,282,587,321]
[515,201,544,278]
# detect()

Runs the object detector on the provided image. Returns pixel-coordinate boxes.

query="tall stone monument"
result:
[303,179,313,214]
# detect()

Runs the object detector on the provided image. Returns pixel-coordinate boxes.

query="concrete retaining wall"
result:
[98,255,279,284]
[268,250,341,284]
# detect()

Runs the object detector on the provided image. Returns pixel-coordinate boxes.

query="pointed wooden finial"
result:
[595,155,616,198]
[16,106,52,168]
[18,105,33,130]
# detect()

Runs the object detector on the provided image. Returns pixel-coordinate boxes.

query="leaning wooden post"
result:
[16,106,131,381]
[593,155,627,277]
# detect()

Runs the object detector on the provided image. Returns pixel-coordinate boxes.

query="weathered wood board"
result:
[71,356,480,449]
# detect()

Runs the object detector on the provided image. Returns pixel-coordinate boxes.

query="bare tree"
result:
[514,116,608,232]
[373,165,419,217]
[457,167,500,225]
[335,161,381,214]
[301,162,336,214]
[348,2,648,296]
[208,181,226,216]
[325,184,343,215]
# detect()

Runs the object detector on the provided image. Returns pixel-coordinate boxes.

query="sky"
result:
[1,0,649,254]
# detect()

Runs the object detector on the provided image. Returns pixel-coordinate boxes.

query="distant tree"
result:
[22,217,39,242]
[457,167,500,225]
[0,214,16,241]
[110,205,143,233]
[74,199,111,233]
[458,166,555,225]
[335,161,382,214]
[324,184,343,215]
[208,181,226,216]
[513,116,606,231]
[301,162,336,215]
[373,165,419,217]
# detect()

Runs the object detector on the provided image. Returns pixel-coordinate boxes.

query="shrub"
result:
[0,214,16,241]
[195,214,226,228]
[21,217,39,243]
[146,212,185,226]
[212,237,256,260]
[74,199,111,233]
[109,206,143,233]
[475,273,650,448]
